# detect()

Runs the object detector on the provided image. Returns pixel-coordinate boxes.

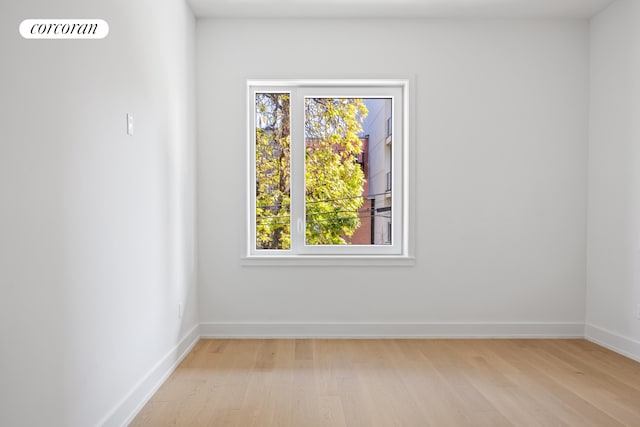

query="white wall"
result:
[197,19,589,335]
[0,0,197,426]
[587,0,640,360]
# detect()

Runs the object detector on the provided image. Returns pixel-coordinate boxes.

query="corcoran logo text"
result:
[19,19,109,39]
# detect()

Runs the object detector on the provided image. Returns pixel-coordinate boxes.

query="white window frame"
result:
[245,79,413,266]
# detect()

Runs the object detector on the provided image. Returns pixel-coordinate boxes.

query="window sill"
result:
[241,255,416,267]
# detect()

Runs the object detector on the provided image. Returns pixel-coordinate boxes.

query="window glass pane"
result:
[255,93,290,249]
[305,97,392,245]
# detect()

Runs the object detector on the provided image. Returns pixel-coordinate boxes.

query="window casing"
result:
[247,80,410,261]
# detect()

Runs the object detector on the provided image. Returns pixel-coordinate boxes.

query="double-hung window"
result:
[247,80,410,263]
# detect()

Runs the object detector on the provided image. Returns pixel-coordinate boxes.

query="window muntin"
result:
[248,81,407,258]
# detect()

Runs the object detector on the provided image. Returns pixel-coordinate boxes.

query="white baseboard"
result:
[199,322,585,338]
[585,324,640,363]
[98,324,201,427]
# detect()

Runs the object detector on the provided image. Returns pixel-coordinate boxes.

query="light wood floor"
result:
[130,339,640,426]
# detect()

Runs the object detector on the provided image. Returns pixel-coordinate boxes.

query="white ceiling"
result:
[188,0,616,19]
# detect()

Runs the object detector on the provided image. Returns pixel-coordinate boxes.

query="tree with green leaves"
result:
[304,98,368,245]
[255,93,291,249]
[255,94,367,249]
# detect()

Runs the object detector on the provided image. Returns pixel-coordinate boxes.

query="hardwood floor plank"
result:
[521,342,640,426]
[483,340,623,427]
[130,339,640,427]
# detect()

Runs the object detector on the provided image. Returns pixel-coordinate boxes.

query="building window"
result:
[247,80,409,260]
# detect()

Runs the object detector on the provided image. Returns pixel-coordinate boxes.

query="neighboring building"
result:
[362,98,393,245]
[345,136,372,244]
